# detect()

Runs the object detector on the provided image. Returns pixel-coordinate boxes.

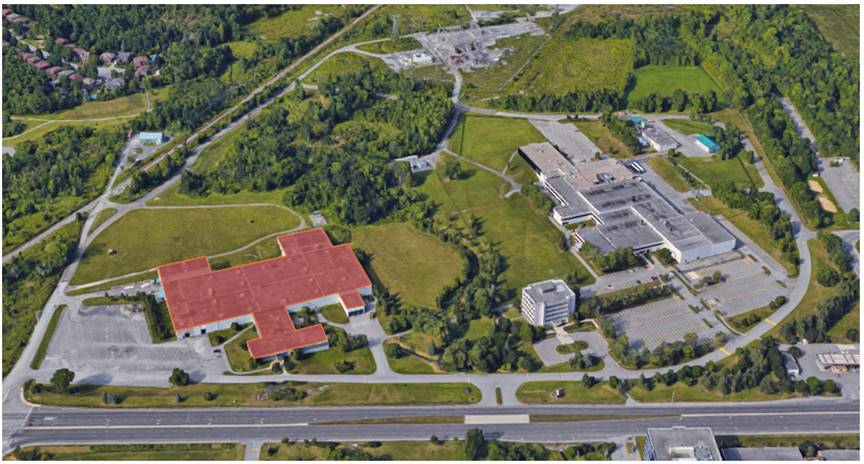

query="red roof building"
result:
[33,60,50,70]
[157,228,372,359]
[46,66,62,77]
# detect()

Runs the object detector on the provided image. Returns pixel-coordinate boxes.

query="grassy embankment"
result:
[71,206,302,285]
[5,443,244,461]
[29,305,66,369]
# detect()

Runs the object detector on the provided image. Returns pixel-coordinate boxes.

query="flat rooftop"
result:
[519,142,578,177]
[523,279,574,305]
[722,447,803,461]
[158,228,371,358]
[647,427,721,461]
[642,124,679,147]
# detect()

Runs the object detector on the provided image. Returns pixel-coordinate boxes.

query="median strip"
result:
[464,414,530,425]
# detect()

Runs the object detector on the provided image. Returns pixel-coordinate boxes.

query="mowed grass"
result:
[647,157,690,192]
[417,156,593,291]
[449,114,545,170]
[628,65,723,102]
[6,443,244,461]
[304,52,389,84]
[801,4,859,58]
[627,382,801,402]
[26,382,481,408]
[573,120,635,158]
[516,381,627,404]
[72,206,302,285]
[690,196,798,277]
[677,156,763,190]
[660,118,715,136]
[88,208,118,234]
[509,38,634,95]
[351,223,463,308]
[827,302,858,343]
[262,440,465,461]
[29,305,66,370]
[766,238,844,338]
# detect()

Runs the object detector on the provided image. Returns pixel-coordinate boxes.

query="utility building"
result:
[646,426,722,461]
[696,134,720,153]
[158,228,372,360]
[521,279,576,326]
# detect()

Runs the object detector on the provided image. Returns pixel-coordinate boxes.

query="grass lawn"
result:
[628,383,801,402]
[356,37,421,54]
[628,65,723,102]
[304,52,389,84]
[801,4,859,58]
[207,323,251,347]
[765,239,843,338]
[538,359,605,373]
[209,238,283,270]
[727,305,774,333]
[26,382,481,408]
[66,270,158,296]
[146,183,289,207]
[290,339,376,375]
[715,433,859,450]
[88,208,118,234]
[516,381,627,404]
[6,443,244,461]
[690,196,799,277]
[826,302,859,343]
[81,296,141,306]
[351,223,463,308]
[660,118,715,136]
[261,440,465,460]
[647,156,690,192]
[417,156,593,291]
[677,155,763,190]
[72,206,302,285]
[573,120,635,158]
[386,349,440,374]
[192,121,247,174]
[29,305,66,370]
[449,114,545,170]
[555,340,588,354]
[509,38,634,95]
[225,327,268,372]
[319,303,349,324]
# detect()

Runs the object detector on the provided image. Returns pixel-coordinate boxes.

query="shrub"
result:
[203,391,216,401]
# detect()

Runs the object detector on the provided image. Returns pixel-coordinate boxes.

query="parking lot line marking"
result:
[764,318,777,326]
[718,347,732,356]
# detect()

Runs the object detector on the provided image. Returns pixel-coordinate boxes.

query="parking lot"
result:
[607,294,723,351]
[676,251,790,317]
[41,304,224,386]
[819,159,859,213]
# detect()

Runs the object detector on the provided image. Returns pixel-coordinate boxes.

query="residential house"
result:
[34,60,50,71]
[105,77,126,90]
[72,47,90,62]
[99,51,115,65]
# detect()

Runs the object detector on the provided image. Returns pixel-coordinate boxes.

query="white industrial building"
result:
[641,124,680,153]
[521,279,576,326]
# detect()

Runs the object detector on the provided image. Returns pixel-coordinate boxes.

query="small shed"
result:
[695,134,720,153]
[139,132,165,144]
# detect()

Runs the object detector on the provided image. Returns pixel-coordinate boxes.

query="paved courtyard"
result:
[41,304,224,386]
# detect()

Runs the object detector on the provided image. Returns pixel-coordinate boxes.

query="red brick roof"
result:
[158,228,371,358]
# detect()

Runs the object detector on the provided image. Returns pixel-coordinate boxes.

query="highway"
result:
[9,402,859,448]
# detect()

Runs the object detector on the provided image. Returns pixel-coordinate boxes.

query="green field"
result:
[29,305,66,370]
[7,444,244,461]
[192,121,247,173]
[766,238,844,338]
[376,5,470,36]
[802,4,859,58]
[88,208,118,234]
[417,156,593,291]
[660,118,715,135]
[516,381,627,404]
[677,156,763,190]
[627,383,801,403]
[647,157,690,192]
[147,183,288,207]
[249,5,349,40]
[449,114,545,170]
[351,223,463,308]
[690,196,798,277]
[573,120,635,158]
[26,381,481,408]
[72,206,302,285]
[827,303,859,343]
[304,52,389,84]
[628,65,723,102]
[509,38,634,95]
[262,441,465,461]
[401,65,455,85]
[356,37,421,54]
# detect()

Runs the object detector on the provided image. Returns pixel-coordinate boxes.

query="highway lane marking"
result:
[764,318,777,326]
[24,423,309,430]
[718,347,732,356]
[681,412,858,418]
[464,414,529,424]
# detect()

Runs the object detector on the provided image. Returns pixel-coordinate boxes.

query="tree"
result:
[848,208,859,223]
[815,266,840,287]
[581,373,595,388]
[464,428,487,460]
[384,343,403,359]
[443,158,463,181]
[169,367,190,386]
[50,368,75,393]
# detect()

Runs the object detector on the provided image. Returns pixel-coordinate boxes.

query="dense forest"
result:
[11,5,286,53]
[180,68,452,225]
[2,126,125,251]
[131,78,231,132]
[2,48,75,114]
